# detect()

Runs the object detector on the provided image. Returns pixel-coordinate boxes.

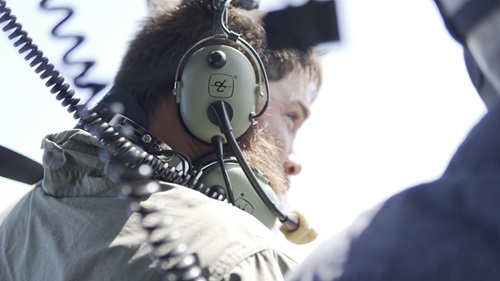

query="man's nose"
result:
[284,152,302,176]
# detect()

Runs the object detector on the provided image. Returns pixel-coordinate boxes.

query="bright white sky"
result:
[0,0,487,262]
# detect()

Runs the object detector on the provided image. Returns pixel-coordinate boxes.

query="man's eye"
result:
[287,113,298,122]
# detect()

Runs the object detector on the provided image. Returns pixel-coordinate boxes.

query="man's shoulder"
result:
[154,184,295,278]
[157,183,284,246]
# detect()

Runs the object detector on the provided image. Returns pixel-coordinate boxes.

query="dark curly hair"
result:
[114,0,322,119]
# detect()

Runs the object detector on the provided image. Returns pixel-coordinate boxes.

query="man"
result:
[286,0,500,280]
[0,0,321,280]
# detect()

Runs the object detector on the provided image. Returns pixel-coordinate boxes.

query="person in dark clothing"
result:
[286,0,500,280]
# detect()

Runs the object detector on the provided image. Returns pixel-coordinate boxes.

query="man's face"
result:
[260,68,318,187]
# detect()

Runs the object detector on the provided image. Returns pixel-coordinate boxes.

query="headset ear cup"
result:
[197,159,278,229]
[176,44,260,143]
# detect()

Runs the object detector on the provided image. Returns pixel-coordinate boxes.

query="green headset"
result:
[173,40,266,143]
[173,1,269,144]
[194,153,279,229]
[172,0,287,230]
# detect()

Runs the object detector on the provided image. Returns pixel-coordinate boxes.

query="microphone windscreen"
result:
[280,209,318,245]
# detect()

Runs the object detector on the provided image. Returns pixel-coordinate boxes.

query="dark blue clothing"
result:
[287,102,500,281]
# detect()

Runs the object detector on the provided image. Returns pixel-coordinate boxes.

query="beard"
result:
[237,127,289,196]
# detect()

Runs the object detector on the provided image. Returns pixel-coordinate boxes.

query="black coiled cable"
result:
[0,1,207,280]
[0,0,82,118]
[109,155,206,281]
[39,0,107,97]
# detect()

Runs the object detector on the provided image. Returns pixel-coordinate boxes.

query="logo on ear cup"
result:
[235,196,254,213]
[209,74,233,97]
[176,44,261,143]
[197,159,278,229]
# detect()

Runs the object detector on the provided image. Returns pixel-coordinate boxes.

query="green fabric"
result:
[0,129,296,281]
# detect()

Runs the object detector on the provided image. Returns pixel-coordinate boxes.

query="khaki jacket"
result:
[0,129,295,281]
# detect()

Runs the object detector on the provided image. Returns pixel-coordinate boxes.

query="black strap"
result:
[0,145,43,185]
[90,86,149,130]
